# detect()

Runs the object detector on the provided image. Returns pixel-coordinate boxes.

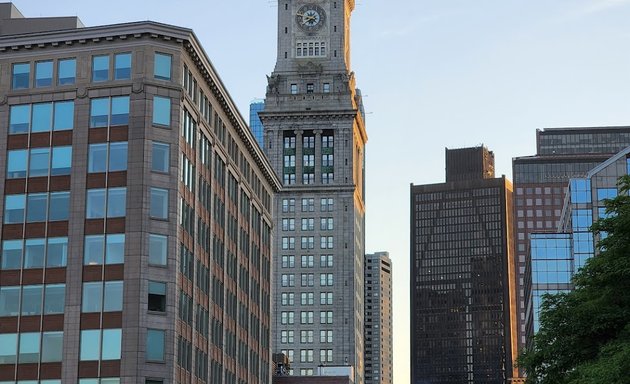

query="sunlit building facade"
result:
[0,4,280,383]
[261,1,368,383]
[364,252,392,384]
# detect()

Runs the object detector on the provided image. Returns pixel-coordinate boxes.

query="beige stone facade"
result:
[0,4,280,383]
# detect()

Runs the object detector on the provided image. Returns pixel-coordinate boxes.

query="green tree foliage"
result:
[519,175,630,384]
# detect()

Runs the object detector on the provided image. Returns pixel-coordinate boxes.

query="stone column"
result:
[294,129,303,185]
[314,129,323,184]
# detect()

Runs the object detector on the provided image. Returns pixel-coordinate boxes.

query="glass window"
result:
[80,329,101,360]
[107,188,127,217]
[0,287,20,316]
[84,234,124,266]
[148,281,166,312]
[9,104,30,134]
[12,63,30,89]
[32,102,53,132]
[109,142,128,172]
[29,148,50,177]
[88,144,108,173]
[41,331,63,362]
[114,53,131,80]
[90,98,110,128]
[84,235,105,265]
[35,60,53,87]
[111,96,130,126]
[51,146,72,175]
[570,178,591,204]
[58,58,76,85]
[24,238,45,268]
[0,333,17,364]
[4,194,26,224]
[21,285,43,316]
[152,142,170,173]
[86,189,106,218]
[146,329,165,361]
[154,53,172,80]
[101,329,122,360]
[26,193,48,222]
[18,332,40,363]
[104,281,123,312]
[92,55,109,82]
[7,149,28,178]
[153,97,171,126]
[44,284,65,314]
[149,234,167,266]
[53,101,74,131]
[150,188,169,219]
[82,282,103,313]
[1,240,22,270]
[47,237,68,267]
[106,234,125,264]
[49,192,70,221]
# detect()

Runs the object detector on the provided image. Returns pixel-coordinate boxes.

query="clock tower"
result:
[260,0,367,383]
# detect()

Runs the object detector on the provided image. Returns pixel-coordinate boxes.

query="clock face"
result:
[296,4,326,32]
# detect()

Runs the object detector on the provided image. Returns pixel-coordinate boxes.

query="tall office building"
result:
[249,100,265,148]
[512,126,630,348]
[364,252,392,384]
[410,146,519,384]
[259,0,367,382]
[524,146,630,344]
[0,4,281,383]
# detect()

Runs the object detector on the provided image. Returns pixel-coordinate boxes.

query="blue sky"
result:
[11,1,630,383]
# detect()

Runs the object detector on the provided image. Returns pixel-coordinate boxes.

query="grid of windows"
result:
[296,41,326,57]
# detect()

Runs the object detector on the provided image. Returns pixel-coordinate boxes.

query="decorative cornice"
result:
[258,109,359,121]
[0,20,282,193]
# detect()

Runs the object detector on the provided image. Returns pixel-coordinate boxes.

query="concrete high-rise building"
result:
[0,3,281,383]
[512,126,630,349]
[249,100,265,148]
[259,0,367,382]
[524,146,630,344]
[364,252,392,384]
[410,146,519,384]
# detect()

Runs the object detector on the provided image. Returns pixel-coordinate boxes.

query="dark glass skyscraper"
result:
[410,147,518,384]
